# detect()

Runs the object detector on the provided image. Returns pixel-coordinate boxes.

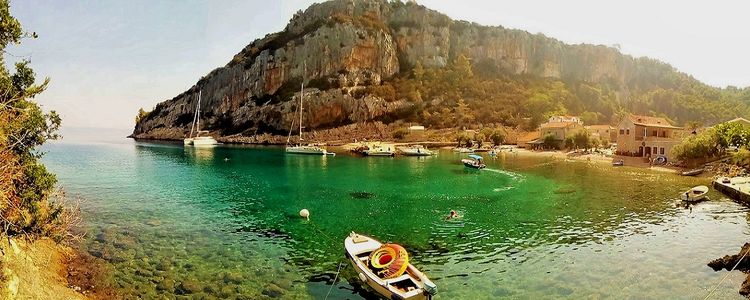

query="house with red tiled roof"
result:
[615,114,685,159]
[517,131,541,148]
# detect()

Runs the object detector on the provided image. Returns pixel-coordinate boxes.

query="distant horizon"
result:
[7,0,750,130]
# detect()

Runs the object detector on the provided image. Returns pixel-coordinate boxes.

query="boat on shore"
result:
[453,147,474,153]
[400,146,433,156]
[680,168,704,176]
[461,154,486,169]
[344,232,437,300]
[365,146,395,156]
[680,185,709,202]
[612,159,624,166]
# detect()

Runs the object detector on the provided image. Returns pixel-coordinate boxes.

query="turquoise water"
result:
[43,134,750,299]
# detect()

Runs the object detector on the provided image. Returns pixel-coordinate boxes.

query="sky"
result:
[6,0,750,130]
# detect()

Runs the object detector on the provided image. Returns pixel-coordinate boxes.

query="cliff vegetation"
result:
[132,0,750,142]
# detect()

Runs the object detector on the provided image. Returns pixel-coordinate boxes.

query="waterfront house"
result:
[615,114,684,159]
[517,131,541,149]
[585,125,616,144]
[539,120,585,142]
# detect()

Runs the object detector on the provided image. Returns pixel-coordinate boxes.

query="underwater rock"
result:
[156,278,175,292]
[176,279,203,295]
[272,278,293,290]
[223,271,244,284]
[261,283,286,298]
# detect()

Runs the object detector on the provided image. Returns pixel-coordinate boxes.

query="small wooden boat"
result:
[612,159,624,166]
[680,168,704,176]
[461,154,486,169]
[345,232,437,300]
[680,185,709,202]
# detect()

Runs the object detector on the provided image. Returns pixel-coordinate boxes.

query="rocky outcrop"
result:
[132,0,683,141]
[708,243,750,297]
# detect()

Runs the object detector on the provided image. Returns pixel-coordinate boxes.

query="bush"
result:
[392,128,408,140]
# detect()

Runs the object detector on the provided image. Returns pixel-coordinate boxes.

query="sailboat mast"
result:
[299,61,305,144]
[196,90,202,133]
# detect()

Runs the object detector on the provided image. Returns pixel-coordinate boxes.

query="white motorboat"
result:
[680,185,709,202]
[184,90,218,147]
[344,232,437,300]
[285,61,333,156]
[364,146,395,156]
[461,154,486,169]
[452,147,474,153]
[400,146,433,156]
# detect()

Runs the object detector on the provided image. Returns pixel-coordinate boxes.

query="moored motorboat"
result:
[365,146,395,156]
[400,145,433,156]
[461,154,485,169]
[680,185,709,202]
[453,147,474,153]
[680,168,704,176]
[344,232,437,300]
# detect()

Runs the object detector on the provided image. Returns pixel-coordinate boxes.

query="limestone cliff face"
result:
[132,0,675,140]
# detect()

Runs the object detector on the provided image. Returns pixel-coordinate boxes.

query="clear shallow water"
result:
[43,137,750,299]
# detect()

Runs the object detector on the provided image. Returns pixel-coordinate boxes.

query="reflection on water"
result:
[42,141,750,299]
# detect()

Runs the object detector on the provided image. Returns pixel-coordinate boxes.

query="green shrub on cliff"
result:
[0,0,72,241]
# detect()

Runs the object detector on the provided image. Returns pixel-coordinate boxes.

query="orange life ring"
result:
[369,243,409,279]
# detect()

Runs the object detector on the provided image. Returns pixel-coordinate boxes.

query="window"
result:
[619,129,624,134]
[660,147,665,155]
[626,129,630,135]
[651,130,658,136]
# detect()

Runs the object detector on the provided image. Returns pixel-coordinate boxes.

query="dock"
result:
[713,177,750,204]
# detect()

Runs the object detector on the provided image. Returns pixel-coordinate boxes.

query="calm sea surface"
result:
[42,132,750,299]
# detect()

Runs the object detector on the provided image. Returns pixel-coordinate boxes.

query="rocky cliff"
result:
[131,0,698,141]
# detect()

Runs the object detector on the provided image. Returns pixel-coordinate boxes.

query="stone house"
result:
[615,114,684,159]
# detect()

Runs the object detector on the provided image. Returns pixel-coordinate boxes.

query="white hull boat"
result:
[400,146,433,156]
[344,232,437,300]
[285,145,328,155]
[680,185,709,202]
[191,135,218,147]
[365,148,395,156]
[284,60,334,156]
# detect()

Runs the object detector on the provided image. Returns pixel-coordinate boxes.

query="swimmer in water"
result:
[446,210,459,220]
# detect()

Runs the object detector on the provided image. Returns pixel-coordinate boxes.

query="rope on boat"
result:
[704,246,750,300]
[324,261,344,300]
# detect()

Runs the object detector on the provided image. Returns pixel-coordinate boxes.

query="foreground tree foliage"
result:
[0,0,71,241]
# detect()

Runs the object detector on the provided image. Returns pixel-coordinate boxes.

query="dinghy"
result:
[680,185,709,202]
[680,168,704,176]
[461,154,486,169]
[345,232,437,300]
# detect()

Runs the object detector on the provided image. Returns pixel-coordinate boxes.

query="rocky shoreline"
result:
[0,238,115,299]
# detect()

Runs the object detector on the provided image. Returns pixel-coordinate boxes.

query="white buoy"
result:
[299,209,310,220]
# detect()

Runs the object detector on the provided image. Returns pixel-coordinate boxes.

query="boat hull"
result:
[364,151,394,156]
[680,185,709,202]
[461,159,485,169]
[286,146,327,155]
[344,233,435,300]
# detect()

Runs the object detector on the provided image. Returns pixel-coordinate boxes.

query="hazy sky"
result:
[6,0,750,130]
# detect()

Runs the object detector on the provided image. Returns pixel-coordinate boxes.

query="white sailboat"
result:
[285,62,333,156]
[184,90,218,147]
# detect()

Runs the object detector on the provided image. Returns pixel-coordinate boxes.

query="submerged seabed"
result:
[44,141,750,299]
